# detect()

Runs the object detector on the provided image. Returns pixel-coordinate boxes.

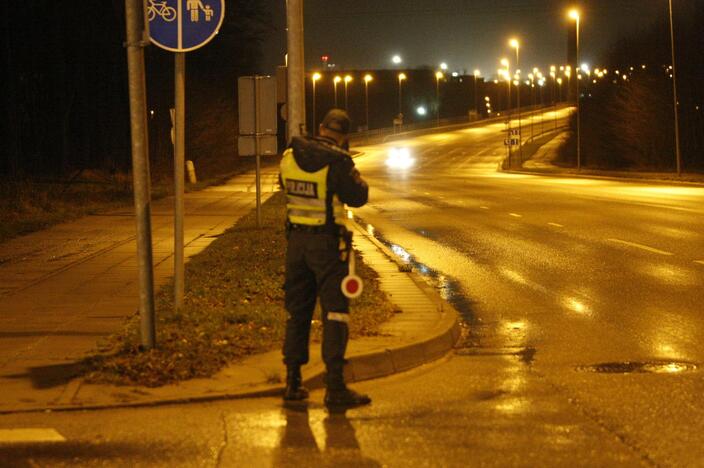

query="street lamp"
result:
[363,74,373,131]
[668,0,682,175]
[500,59,512,166]
[435,71,444,127]
[333,76,342,107]
[473,69,481,116]
[500,58,511,111]
[528,73,535,139]
[569,8,582,171]
[550,66,558,130]
[344,75,352,110]
[509,38,522,160]
[312,73,322,132]
[538,78,546,134]
[398,72,407,118]
[392,55,403,66]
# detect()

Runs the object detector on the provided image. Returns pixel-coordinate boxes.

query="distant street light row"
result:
[308,67,572,133]
[310,3,680,162]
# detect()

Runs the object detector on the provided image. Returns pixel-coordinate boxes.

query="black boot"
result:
[324,386,372,409]
[283,367,309,401]
[324,369,370,408]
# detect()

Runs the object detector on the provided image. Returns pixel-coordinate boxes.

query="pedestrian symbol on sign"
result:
[186,0,214,22]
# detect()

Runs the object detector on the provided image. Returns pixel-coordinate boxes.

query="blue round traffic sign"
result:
[147,0,225,52]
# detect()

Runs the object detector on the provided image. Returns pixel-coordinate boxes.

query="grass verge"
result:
[0,173,137,243]
[84,192,396,387]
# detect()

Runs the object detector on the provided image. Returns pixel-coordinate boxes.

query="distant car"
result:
[386,147,414,169]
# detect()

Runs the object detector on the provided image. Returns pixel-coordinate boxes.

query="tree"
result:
[0,0,273,178]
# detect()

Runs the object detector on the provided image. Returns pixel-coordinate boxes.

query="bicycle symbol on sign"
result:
[147,0,177,22]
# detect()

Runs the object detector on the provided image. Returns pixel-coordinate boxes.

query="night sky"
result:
[261,0,667,77]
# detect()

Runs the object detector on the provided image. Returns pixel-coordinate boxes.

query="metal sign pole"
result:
[506,122,511,169]
[124,0,156,349]
[255,77,262,228]
[286,0,306,139]
[174,52,186,311]
[668,0,682,176]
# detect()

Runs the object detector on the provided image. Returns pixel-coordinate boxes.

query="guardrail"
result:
[349,104,572,147]
[348,115,475,146]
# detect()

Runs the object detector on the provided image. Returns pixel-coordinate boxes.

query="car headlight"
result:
[386,147,414,169]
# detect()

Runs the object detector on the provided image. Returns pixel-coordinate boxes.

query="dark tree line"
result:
[1,0,271,178]
[566,2,704,170]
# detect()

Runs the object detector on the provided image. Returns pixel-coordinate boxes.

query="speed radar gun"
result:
[339,225,363,299]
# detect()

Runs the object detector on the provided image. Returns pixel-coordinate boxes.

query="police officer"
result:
[280,109,371,408]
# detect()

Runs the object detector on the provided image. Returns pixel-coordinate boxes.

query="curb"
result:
[503,128,704,187]
[504,168,704,187]
[298,218,462,390]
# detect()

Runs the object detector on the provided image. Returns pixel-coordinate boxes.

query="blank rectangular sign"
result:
[238,135,278,157]
[238,76,277,136]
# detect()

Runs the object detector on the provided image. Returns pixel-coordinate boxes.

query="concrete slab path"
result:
[0,170,279,411]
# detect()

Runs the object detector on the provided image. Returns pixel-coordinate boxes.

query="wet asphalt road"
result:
[351,108,704,465]
[2,110,704,466]
[0,357,647,467]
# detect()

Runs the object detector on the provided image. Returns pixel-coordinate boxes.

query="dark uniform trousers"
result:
[283,230,349,389]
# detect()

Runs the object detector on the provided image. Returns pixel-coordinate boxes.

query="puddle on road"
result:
[355,217,539,364]
[354,217,476,323]
[577,361,698,374]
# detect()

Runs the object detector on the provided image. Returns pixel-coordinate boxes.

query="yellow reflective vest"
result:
[280,148,345,226]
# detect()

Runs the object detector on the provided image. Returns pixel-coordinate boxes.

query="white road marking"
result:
[480,206,490,210]
[509,213,523,218]
[607,238,673,256]
[694,260,704,266]
[0,428,66,444]
[548,222,564,228]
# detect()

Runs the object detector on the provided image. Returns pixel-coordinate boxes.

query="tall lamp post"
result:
[510,38,522,160]
[311,73,321,132]
[500,58,511,114]
[363,74,373,131]
[569,9,582,171]
[398,72,407,118]
[435,71,444,127]
[473,69,481,117]
[550,65,558,130]
[343,75,352,110]
[500,58,512,166]
[528,73,535,139]
[668,0,682,176]
[333,76,341,108]
[538,78,546,134]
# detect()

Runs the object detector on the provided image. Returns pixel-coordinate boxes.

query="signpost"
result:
[238,76,278,227]
[504,128,521,168]
[147,0,225,314]
[124,0,156,349]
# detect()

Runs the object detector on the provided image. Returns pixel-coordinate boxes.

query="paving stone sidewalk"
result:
[0,171,279,412]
